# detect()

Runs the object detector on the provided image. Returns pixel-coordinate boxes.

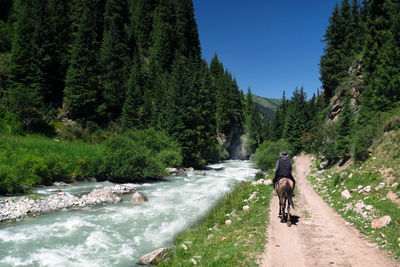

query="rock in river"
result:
[130,192,149,204]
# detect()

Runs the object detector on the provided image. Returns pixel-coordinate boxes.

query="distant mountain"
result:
[252,95,281,122]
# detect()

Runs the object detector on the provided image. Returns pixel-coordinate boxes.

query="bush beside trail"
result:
[251,139,293,171]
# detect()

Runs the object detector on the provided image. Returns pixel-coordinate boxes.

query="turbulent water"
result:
[0,160,258,266]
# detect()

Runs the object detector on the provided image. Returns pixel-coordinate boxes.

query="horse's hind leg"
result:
[278,199,282,216]
[287,200,292,227]
[279,200,284,223]
[282,197,287,223]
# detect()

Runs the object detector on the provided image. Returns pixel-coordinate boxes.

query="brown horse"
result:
[275,177,295,227]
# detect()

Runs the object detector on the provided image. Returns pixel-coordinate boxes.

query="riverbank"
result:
[0,160,258,266]
[0,184,136,223]
[158,177,273,266]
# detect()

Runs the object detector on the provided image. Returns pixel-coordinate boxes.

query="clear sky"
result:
[193,0,338,100]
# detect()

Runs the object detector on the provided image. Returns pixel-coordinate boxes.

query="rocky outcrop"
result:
[0,184,136,223]
[227,133,252,160]
[328,59,364,122]
[136,248,171,265]
[218,128,251,160]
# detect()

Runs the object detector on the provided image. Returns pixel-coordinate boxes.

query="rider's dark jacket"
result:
[274,157,293,179]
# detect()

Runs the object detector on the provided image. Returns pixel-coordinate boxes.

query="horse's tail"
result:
[286,181,295,209]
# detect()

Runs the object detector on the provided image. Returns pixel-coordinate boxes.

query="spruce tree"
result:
[121,58,144,130]
[64,0,105,123]
[100,0,129,121]
[8,0,44,131]
[245,88,263,148]
[42,0,71,109]
[270,91,287,141]
[127,0,157,59]
[163,56,199,166]
[283,87,307,154]
[192,59,219,163]
[362,0,400,112]
[335,96,353,157]
[320,3,348,102]
[173,0,201,61]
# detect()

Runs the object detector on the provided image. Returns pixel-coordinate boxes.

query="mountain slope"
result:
[252,95,281,121]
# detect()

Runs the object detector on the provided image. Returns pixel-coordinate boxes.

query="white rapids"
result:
[0,160,258,266]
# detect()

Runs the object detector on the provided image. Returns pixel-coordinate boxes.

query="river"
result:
[0,160,258,266]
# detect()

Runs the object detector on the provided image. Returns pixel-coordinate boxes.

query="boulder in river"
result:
[82,189,122,205]
[130,192,149,204]
[53,181,68,186]
[136,248,171,265]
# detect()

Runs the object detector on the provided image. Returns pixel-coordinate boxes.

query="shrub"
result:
[43,153,71,182]
[0,134,103,194]
[15,154,51,187]
[251,139,293,171]
[0,164,19,194]
[103,128,182,182]
[352,114,383,162]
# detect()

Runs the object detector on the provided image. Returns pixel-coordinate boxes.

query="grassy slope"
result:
[252,95,281,121]
[308,128,400,261]
[252,95,281,111]
[0,134,103,193]
[160,180,273,266]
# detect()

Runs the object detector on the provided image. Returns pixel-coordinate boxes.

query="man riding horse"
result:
[273,151,296,191]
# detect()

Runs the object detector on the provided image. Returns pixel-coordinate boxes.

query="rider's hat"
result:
[279,151,289,158]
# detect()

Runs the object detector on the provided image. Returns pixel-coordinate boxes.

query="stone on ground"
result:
[371,216,392,229]
[136,248,171,265]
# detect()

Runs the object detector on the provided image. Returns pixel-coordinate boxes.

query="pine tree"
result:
[350,0,363,54]
[64,0,105,123]
[283,87,307,154]
[245,88,263,148]
[270,91,287,141]
[163,56,199,166]
[320,3,350,102]
[127,0,157,59]
[8,0,45,131]
[335,96,353,157]
[173,0,201,61]
[362,0,400,112]
[192,59,219,163]
[149,0,175,72]
[44,0,71,108]
[100,0,129,121]
[121,57,144,130]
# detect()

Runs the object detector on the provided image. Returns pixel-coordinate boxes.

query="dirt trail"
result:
[261,155,399,267]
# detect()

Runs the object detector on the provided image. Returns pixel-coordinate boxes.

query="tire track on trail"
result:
[261,155,398,267]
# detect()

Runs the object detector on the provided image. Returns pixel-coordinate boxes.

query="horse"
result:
[275,177,295,227]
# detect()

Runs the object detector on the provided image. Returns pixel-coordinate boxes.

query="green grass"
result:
[308,157,400,261]
[252,95,281,111]
[160,181,274,266]
[0,133,104,194]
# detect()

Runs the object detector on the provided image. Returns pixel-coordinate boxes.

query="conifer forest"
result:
[0,0,400,195]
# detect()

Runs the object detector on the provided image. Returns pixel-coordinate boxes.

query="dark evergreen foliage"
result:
[100,0,129,121]
[244,88,264,149]
[64,0,105,123]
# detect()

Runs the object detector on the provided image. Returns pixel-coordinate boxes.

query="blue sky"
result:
[193,0,338,100]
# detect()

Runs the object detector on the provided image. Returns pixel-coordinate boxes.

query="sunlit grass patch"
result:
[160,181,273,266]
